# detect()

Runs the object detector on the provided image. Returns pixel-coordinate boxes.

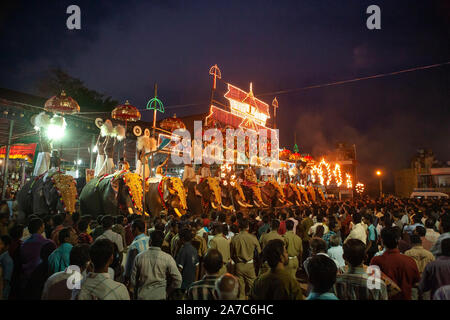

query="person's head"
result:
[442,238,450,257]
[52,213,65,227]
[310,237,327,255]
[314,225,325,238]
[410,234,422,246]
[414,225,426,237]
[90,239,114,272]
[317,214,324,223]
[215,273,239,300]
[262,214,269,224]
[0,235,11,253]
[329,234,341,248]
[307,255,337,294]
[9,223,24,240]
[285,219,294,231]
[203,249,223,275]
[28,217,44,234]
[380,227,399,250]
[413,214,423,224]
[352,213,362,224]
[101,215,114,229]
[115,215,124,226]
[218,213,227,223]
[270,219,280,231]
[180,228,193,242]
[425,218,436,229]
[343,239,366,267]
[131,219,146,237]
[59,227,78,246]
[363,214,373,225]
[440,214,450,233]
[149,230,164,248]
[263,239,288,269]
[77,219,89,233]
[69,244,91,272]
[238,219,249,231]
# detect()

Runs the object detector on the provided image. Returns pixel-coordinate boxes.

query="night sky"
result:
[0,0,449,194]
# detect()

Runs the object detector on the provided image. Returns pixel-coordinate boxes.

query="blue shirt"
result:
[176,242,199,290]
[306,292,339,300]
[124,233,150,280]
[403,223,424,235]
[368,224,377,242]
[48,242,73,274]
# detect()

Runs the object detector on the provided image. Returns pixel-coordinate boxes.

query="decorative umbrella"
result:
[279,149,291,161]
[289,152,302,161]
[111,100,141,160]
[44,90,80,115]
[160,114,186,133]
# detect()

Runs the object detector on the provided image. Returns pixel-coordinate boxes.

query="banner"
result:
[0,143,37,163]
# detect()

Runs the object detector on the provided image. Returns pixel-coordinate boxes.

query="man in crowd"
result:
[209,223,231,276]
[77,239,129,300]
[176,228,199,291]
[123,219,149,285]
[42,244,90,300]
[431,214,450,257]
[48,227,79,274]
[96,215,124,254]
[230,219,261,299]
[334,239,388,300]
[130,230,182,300]
[215,273,239,300]
[405,234,435,274]
[250,239,303,300]
[259,219,285,275]
[370,226,420,300]
[344,213,367,245]
[187,249,223,300]
[283,220,302,279]
[306,254,339,300]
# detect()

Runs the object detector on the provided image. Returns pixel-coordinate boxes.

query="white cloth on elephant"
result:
[182,165,196,183]
[94,154,105,177]
[135,159,150,179]
[33,152,50,176]
[100,157,115,175]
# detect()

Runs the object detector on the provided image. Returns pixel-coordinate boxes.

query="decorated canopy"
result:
[44,90,80,115]
[112,100,141,122]
[160,114,186,132]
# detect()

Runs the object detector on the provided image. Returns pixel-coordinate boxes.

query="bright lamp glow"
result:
[46,115,66,141]
[77,159,82,165]
[92,145,98,153]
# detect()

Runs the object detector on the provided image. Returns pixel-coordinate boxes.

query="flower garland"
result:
[51,173,77,214]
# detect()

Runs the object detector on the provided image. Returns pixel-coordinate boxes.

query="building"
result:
[394,149,450,198]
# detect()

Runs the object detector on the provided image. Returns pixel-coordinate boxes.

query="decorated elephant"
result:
[285,183,302,206]
[219,180,253,212]
[79,171,144,217]
[185,177,222,216]
[17,171,78,219]
[241,182,269,209]
[145,176,187,217]
[259,180,286,208]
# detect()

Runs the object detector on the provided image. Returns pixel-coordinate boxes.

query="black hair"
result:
[0,235,12,247]
[218,213,227,223]
[28,218,44,234]
[307,255,337,294]
[132,219,146,233]
[180,228,193,242]
[425,218,436,229]
[90,239,114,270]
[263,239,285,269]
[285,219,294,231]
[78,219,89,233]
[352,213,362,224]
[442,238,450,257]
[380,227,398,249]
[262,215,269,224]
[410,234,422,245]
[413,214,423,224]
[415,225,426,237]
[310,237,328,254]
[150,230,165,247]
[270,219,280,231]
[343,239,366,267]
[101,215,114,229]
[203,249,223,274]
[238,219,249,230]
[440,214,450,233]
[230,224,239,234]
[115,215,124,225]
[52,214,65,226]
[9,223,24,240]
[58,227,72,244]
[70,244,90,268]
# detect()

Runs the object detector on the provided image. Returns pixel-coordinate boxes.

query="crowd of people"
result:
[0,195,449,300]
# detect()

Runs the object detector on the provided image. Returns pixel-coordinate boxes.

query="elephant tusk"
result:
[278,198,285,204]
[296,200,300,206]
[211,201,217,209]
[246,203,253,208]
[253,200,261,207]
[128,207,134,214]
[174,208,182,217]
[222,204,234,210]
[237,200,247,208]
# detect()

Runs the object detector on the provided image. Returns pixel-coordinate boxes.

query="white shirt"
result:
[97,229,124,252]
[345,222,367,245]
[308,222,329,236]
[182,165,196,182]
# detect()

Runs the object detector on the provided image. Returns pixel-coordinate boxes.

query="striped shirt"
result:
[77,272,130,300]
[124,234,149,280]
[187,275,219,300]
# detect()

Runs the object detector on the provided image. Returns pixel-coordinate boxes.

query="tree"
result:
[36,68,118,112]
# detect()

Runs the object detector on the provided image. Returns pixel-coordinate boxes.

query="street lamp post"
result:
[376,170,383,198]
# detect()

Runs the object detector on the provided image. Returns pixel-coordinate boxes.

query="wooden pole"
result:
[90,134,95,169]
[2,120,14,200]
[150,83,157,178]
